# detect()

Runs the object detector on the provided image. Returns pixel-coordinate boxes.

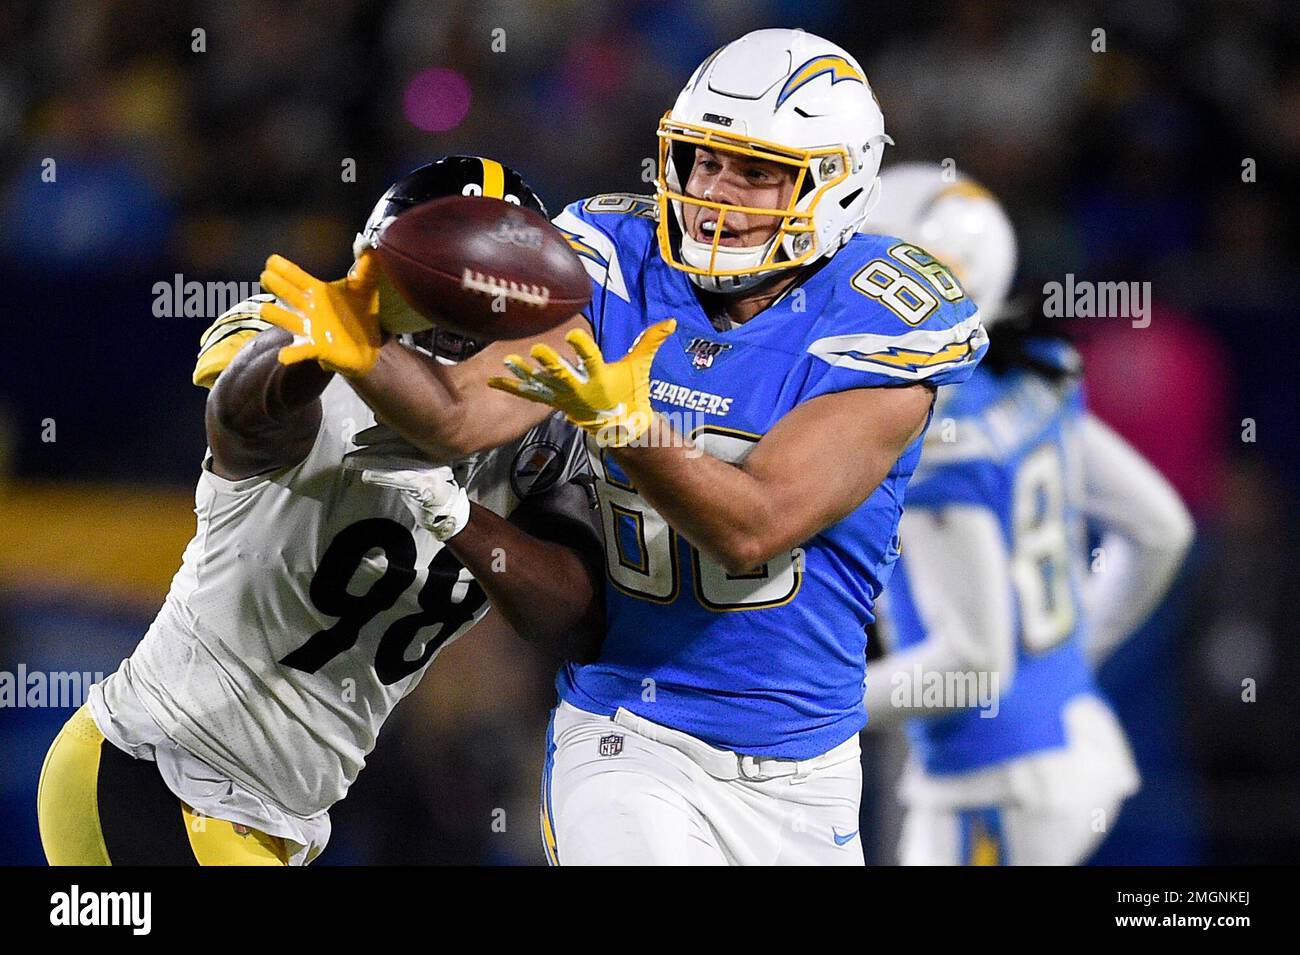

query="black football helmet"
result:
[354,156,549,361]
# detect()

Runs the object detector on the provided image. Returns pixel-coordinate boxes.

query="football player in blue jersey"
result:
[863,163,1195,865]
[257,29,987,864]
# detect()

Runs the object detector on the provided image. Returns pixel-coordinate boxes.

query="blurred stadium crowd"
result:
[1,0,1297,864]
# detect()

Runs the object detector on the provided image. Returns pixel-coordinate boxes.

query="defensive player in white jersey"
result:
[864,163,1194,864]
[257,31,988,865]
[36,158,605,866]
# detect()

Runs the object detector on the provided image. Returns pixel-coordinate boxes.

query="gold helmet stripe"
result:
[933,181,995,203]
[479,157,505,198]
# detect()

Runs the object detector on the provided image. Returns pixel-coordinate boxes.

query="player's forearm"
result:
[351,340,553,461]
[865,639,981,726]
[347,339,480,461]
[206,331,332,478]
[446,503,604,662]
[210,330,333,434]
[612,415,890,573]
[864,506,1017,726]
[611,389,930,573]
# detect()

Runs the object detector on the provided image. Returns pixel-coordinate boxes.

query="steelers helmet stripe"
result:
[479,157,505,199]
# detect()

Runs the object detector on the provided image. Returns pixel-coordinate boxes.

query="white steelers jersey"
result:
[95,377,585,822]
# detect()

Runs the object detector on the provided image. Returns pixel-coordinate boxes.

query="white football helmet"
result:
[869,163,1018,326]
[657,28,891,293]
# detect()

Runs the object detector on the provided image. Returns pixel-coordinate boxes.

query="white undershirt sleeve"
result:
[1079,414,1194,664]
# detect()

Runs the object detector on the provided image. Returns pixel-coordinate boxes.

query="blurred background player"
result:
[35,158,604,865]
[862,162,1194,865]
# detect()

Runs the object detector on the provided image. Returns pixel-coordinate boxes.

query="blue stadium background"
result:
[2,0,1298,864]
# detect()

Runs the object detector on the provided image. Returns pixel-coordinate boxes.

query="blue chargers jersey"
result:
[886,339,1098,774]
[552,194,987,758]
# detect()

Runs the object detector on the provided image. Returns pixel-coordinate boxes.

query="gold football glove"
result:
[193,295,274,389]
[488,319,677,446]
[257,252,382,377]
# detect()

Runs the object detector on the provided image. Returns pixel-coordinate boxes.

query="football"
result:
[372,195,591,340]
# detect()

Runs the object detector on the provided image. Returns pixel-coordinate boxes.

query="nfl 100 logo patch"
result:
[685,337,731,370]
[598,734,624,757]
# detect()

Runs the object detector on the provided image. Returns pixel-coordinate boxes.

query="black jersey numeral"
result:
[279,519,487,683]
[375,546,488,684]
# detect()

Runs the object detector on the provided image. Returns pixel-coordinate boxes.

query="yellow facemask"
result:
[655,114,852,283]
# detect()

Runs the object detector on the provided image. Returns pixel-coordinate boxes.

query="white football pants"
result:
[542,701,864,866]
[898,797,1130,865]
[896,695,1140,865]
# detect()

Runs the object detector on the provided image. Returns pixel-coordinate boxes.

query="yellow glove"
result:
[193,294,274,389]
[257,252,382,377]
[488,319,677,446]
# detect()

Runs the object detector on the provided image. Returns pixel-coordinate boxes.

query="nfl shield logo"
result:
[598,734,624,757]
[685,337,731,369]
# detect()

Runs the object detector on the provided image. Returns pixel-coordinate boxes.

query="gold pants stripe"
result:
[38,705,289,866]
[38,705,112,865]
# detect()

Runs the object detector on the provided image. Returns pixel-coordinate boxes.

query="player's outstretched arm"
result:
[487,322,936,572]
[618,385,936,574]
[349,316,591,463]
[1079,414,1194,664]
[206,326,333,481]
[257,251,593,461]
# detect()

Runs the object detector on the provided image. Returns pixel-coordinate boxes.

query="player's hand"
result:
[360,465,470,542]
[488,319,677,447]
[258,252,383,378]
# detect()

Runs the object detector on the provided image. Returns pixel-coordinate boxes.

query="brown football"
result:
[372,195,591,340]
